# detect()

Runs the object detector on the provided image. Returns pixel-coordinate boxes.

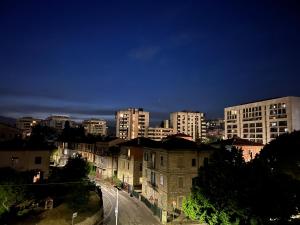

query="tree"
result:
[0,168,33,218]
[183,190,232,225]
[186,132,300,225]
[185,146,248,224]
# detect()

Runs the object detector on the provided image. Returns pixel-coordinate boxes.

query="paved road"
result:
[98,183,160,225]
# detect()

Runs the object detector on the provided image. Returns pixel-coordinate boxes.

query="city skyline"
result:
[1,0,300,121]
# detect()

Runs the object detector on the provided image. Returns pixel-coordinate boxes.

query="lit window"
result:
[160,175,164,186]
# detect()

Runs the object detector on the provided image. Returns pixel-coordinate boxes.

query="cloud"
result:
[0,103,118,119]
[129,46,160,61]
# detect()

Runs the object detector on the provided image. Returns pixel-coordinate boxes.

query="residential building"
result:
[141,137,213,223]
[94,137,125,179]
[55,141,78,166]
[224,96,300,144]
[73,142,95,163]
[0,123,21,141]
[43,115,74,131]
[116,108,149,140]
[211,137,264,162]
[83,119,107,136]
[170,111,206,141]
[16,117,41,137]
[0,140,52,179]
[146,127,175,141]
[117,137,157,192]
[206,119,225,140]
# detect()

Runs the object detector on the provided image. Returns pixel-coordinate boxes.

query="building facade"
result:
[43,115,74,131]
[224,96,300,144]
[83,119,107,136]
[170,111,206,141]
[145,127,175,141]
[116,108,149,140]
[16,117,41,137]
[141,137,213,223]
[94,137,125,179]
[117,138,157,192]
[0,143,51,179]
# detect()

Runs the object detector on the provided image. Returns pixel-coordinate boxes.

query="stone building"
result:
[117,137,158,192]
[141,137,214,223]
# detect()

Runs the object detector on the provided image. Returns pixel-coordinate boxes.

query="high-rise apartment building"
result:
[16,117,41,137]
[224,96,300,144]
[170,111,206,141]
[116,108,149,140]
[82,119,107,136]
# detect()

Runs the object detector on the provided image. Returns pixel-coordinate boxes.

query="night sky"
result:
[1,0,300,124]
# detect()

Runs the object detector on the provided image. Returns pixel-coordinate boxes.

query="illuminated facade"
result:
[224,96,300,144]
[82,119,107,136]
[116,108,149,140]
[170,111,206,141]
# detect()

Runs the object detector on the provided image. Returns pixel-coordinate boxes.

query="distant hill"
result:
[0,116,16,126]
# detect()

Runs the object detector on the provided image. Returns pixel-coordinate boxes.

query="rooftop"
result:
[212,137,264,146]
[226,96,300,108]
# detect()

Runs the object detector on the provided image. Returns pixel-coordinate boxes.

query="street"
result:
[98,183,160,225]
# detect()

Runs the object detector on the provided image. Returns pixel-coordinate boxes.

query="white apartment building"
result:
[16,117,41,136]
[224,96,300,144]
[170,111,206,141]
[116,108,149,140]
[146,127,175,141]
[82,119,107,136]
[43,115,74,130]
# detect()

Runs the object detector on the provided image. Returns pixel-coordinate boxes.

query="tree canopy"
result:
[183,131,300,225]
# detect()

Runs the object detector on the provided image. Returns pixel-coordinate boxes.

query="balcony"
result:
[147,181,158,191]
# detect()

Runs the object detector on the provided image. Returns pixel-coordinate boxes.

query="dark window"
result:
[127,162,130,170]
[160,156,164,166]
[35,157,42,164]
[192,158,196,167]
[204,157,209,167]
[279,121,287,126]
[139,162,142,171]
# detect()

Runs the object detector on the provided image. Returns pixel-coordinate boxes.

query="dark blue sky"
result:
[1,0,300,123]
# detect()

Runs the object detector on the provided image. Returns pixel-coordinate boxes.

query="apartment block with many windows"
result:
[170,111,206,141]
[224,96,300,144]
[116,108,149,140]
[82,119,107,136]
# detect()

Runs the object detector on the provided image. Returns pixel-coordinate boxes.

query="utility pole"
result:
[115,188,119,225]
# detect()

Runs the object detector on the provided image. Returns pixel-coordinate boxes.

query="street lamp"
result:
[115,188,119,225]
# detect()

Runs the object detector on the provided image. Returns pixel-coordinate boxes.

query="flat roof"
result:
[226,96,300,108]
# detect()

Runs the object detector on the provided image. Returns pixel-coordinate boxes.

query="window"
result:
[144,152,148,161]
[204,157,209,167]
[35,156,42,164]
[151,171,156,185]
[160,175,164,186]
[140,162,142,171]
[151,153,156,169]
[279,121,287,126]
[178,177,183,188]
[192,158,196,167]
[128,162,130,170]
[160,156,164,166]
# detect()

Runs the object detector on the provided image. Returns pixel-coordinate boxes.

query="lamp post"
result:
[115,188,119,225]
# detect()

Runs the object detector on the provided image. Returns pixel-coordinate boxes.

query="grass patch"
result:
[14,191,101,225]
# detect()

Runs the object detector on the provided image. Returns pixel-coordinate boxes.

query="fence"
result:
[140,195,162,221]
